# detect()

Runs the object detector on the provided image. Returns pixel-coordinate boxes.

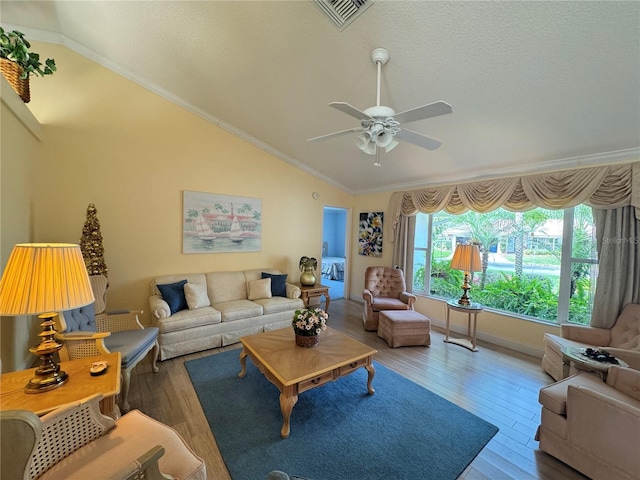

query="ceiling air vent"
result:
[314,0,373,31]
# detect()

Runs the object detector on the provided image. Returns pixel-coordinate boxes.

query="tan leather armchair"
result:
[362,266,416,331]
[536,366,640,480]
[541,303,640,381]
[1,394,206,480]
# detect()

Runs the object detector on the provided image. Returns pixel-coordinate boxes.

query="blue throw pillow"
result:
[261,272,287,297]
[157,280,188,314]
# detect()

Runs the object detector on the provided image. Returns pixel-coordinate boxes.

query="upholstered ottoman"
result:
[377,310,431,348]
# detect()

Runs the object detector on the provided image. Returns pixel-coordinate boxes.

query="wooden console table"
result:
[0,352,121,418]
[298,283,330,313]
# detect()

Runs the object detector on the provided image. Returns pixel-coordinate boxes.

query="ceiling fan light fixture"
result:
[308,47,452,161]
[384,138,399,153]
[356,133,376,154]
[363,141,376,155]
[375,129,394,149]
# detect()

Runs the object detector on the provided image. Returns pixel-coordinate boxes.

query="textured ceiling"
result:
[2,1,639,194]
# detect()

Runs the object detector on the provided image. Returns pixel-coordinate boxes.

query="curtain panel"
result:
[390,162,639,236]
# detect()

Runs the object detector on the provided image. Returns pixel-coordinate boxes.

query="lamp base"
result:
[457,272,472,306]
[25,365,68,393]
[24,312,69,394]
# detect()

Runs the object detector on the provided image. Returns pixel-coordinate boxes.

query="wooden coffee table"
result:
[239,327,376,438]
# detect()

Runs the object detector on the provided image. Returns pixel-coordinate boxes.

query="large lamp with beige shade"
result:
[0,243,94,393]
[450,243,482,306]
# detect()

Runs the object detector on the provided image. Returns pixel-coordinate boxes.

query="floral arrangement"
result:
[292,307,328,336]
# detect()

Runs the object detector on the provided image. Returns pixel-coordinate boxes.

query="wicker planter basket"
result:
[1,58,30,103]
[295,334,319,348]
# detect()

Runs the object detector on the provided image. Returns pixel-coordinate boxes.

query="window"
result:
[413,205,597,324]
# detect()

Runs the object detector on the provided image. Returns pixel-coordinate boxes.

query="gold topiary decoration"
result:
[80,203,108,277]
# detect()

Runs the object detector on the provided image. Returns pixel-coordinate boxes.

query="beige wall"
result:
[23,43,354,329]
[0,85,42,371]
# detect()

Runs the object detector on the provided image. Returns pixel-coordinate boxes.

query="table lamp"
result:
[450,244,482,306]
[0,243,94,393]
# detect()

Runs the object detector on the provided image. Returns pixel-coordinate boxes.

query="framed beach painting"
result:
[358,212,383,257]
[183,191,262,254]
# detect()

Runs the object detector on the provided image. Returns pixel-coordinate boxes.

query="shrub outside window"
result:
[413,205,597,324]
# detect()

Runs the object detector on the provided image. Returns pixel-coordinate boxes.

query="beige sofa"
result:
[149,269,304,360]
[536,366,640,480]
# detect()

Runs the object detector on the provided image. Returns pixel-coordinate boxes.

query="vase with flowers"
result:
[292,307,328,347]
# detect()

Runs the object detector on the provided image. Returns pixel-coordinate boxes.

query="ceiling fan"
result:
[308,47,452,166]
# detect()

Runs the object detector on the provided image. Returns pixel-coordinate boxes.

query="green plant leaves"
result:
[0,27,56,78]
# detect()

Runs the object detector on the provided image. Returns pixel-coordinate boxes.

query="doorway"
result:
[321,207,348,300]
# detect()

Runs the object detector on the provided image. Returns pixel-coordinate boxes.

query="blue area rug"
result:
[185,349,498,480]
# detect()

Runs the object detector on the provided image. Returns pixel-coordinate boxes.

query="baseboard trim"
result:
[348,294,544,358]
[429,318,544,358]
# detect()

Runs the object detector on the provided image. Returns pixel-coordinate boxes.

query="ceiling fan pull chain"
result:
[374,146,382,167]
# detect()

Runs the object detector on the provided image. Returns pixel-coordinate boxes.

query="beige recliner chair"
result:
[362,266,416,331]
[541,303,640,381]
[536,366,640,480]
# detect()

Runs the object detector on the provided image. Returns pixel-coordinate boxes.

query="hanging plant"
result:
[0,27,56,102]
[0,27,56,78]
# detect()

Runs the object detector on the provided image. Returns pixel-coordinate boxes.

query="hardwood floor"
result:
[128,299,587,480]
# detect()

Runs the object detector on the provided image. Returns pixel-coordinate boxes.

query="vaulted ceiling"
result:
[2,1,639,194]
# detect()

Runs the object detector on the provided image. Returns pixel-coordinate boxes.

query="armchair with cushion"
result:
[54,275,160,412]
[542,303,640,381]
[535,366,640,480]
[55,304,159,413]
[0,394,206,480]
[362,266,416,331]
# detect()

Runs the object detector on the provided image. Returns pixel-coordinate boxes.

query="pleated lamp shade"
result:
[0,243,94,316]
[450,244,482,273]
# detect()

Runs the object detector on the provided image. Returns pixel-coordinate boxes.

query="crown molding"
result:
[355,148,640,195]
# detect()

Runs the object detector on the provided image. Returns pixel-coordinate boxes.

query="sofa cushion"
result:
[262,272,288,297]
[157,280,188,314]
[253,296,304,315]
[206,272,248,304]
[105,328,159,369]
[184,282,211,310]
[609,304,640,350]
[248,278,272,300]
[214,300,263,322]
[60,304,97,332]
[371,297,411,312]
[538,372,631,415]
[156,307,221,334]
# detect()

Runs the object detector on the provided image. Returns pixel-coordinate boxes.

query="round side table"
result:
[444,300,484,352]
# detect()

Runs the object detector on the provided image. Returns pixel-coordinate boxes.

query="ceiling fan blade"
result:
[308,127,364,142]
[393,101,452,125]
[395,128,443,150]
[329,102,372,121]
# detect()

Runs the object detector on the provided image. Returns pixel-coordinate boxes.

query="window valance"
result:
[390,162,639,235]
